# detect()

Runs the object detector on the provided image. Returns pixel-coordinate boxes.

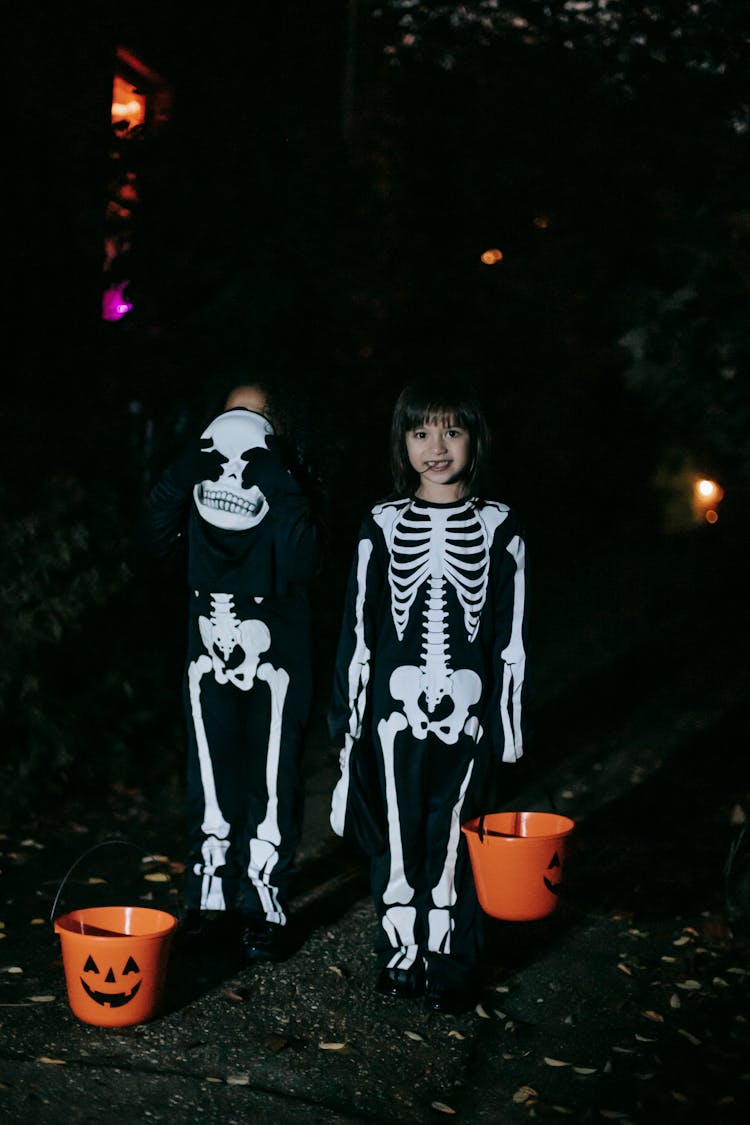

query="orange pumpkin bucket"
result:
[462,811,575,921]
[51,840,177,1028]
[54,905,177,1027]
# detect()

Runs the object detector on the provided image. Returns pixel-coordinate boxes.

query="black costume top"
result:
[328,495,527,766]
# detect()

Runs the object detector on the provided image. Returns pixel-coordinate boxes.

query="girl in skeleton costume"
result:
[146,383,321,963]
[328,378,527,1013]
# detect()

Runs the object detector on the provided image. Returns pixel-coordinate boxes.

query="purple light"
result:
[102,281,133,322]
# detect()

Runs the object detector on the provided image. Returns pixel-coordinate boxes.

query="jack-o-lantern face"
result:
[80,953,142,1008]
[543,850,563,896]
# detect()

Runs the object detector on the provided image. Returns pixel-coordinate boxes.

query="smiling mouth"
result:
[425,461,451,472]
[81,978,142,1008]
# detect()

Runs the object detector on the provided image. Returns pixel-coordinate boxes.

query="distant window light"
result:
[111,75,146,129]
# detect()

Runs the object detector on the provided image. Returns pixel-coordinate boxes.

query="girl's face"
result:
[405,415,471,501]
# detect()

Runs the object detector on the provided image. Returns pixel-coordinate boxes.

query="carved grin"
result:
[81,978,142,1008]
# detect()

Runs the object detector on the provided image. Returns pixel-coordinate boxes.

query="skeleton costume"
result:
[146,409,320,927]
[329,495,527,989]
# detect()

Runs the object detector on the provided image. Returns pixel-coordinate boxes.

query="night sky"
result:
[6,3,748,544]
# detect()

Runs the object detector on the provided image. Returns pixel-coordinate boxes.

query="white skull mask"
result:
[193,409,275,530]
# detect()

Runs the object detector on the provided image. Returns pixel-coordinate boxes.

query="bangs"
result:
[402,401,472,432]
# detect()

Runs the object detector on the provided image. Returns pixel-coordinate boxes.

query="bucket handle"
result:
[475,757,561,841]
[49,837,152,925]
[476,812,523,842]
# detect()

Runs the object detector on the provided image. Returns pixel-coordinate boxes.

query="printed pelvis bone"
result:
[199,593,271,690]
[389,577,482,745]
[193,408,274,530]
[189,593,289,917]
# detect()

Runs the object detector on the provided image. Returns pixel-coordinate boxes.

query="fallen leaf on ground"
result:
[617,963,633,976]
[144,873,169,883]
[670,994,681,1008]
[1,966,23,974]
[431,1102,456,1115]
[87,877,106,885]
[641,1010,664,1023]
[447,1030,465,1040]
[30,995,55,1003]
[678,1029,701,1045]
[544,1057,570,1067]
[327,965,345,977]
[319,1041,346,1050]
[475,1003,491,1018]
[38,1057,65,1065]
[676,980,701,991]
[30,918,45,926]
[512,1086,538,1104]
[635,1034,657,1042]
[226,1074,250,1085]
[404,1030,424,1041]
[573,1066,597,1075]
[224,986,249,1003]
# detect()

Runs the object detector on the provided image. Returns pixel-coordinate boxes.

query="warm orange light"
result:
[112,75,145,128]
[481,249,504,265]
[533,215,550,229]
[694,478,723,504]
[705,509,719,524]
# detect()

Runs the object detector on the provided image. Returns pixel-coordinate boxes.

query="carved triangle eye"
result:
[123,956,140,975]
[83,955,100,974]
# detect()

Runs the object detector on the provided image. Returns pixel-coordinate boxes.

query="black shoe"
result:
[241,920,286,964]
[425,980,476,1014]
[376,965,425,1000]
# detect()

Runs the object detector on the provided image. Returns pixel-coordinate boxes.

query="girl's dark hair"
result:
[389,376,491,496]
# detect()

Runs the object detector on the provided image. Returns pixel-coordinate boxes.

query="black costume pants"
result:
[183,590,311,923]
